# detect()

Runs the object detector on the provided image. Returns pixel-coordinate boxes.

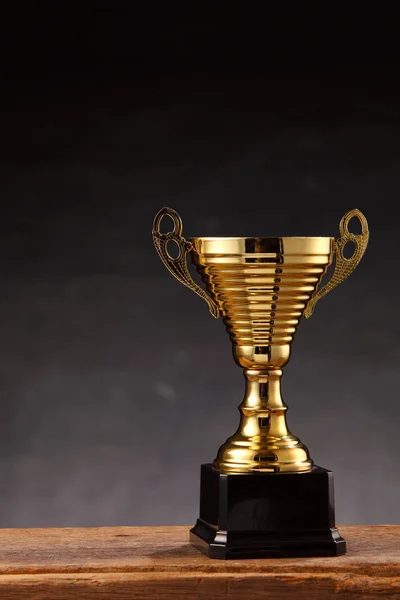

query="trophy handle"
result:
[304,208,369,318]
[152,207,220,319]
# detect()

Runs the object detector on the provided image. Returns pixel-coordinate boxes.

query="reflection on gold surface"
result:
[153,207,369,473]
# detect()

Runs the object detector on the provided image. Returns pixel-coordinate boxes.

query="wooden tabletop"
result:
[0,525,398,599]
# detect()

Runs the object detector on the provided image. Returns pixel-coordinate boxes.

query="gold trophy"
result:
[153,206,369,558]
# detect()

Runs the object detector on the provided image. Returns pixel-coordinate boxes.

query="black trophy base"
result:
[190,464,346,559]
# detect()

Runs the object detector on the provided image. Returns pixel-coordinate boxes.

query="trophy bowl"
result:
[152,206,369,559]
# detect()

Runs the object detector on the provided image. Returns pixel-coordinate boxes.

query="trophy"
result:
[152,206,369,559]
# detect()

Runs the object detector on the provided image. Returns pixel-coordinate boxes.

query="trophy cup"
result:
[152,206,369,559]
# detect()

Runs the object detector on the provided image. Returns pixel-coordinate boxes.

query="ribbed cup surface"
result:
[191,237,334,347]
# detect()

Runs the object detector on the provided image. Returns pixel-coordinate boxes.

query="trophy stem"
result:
[213,368,313,473]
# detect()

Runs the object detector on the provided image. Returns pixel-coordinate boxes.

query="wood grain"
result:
[0,526,398,599]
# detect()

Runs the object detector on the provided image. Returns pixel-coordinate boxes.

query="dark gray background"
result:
[0,5,399,527]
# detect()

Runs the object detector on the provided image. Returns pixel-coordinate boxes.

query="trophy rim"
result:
[188,236,335,241]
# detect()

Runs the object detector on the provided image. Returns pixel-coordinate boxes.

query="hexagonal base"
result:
[190,464,346,559]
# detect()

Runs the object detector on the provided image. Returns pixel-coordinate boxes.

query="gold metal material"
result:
[304,208,369,318]
[190,235,333,473]
[152,207,220,318]
[153,207,369,474]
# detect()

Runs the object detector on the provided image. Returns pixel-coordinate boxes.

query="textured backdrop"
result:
[0,6,399,527]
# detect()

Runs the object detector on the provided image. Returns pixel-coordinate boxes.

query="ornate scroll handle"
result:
[304,208,369,318]
[152,207,220,319]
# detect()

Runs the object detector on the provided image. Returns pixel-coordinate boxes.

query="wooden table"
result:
[0,526,398,598]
